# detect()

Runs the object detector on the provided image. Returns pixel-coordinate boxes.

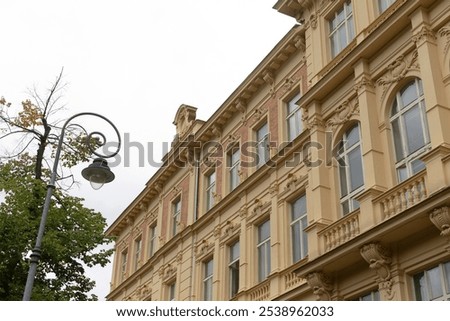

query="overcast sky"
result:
[1,0,296,300]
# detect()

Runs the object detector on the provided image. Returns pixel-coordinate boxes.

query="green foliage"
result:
[0,154,113,300]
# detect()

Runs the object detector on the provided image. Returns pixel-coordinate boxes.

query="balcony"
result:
[376,170,427,221]
[319,210,361,253]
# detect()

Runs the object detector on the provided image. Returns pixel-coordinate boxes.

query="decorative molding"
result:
[195,239,214,260]
[146,209,157,223]
[429,206,450,239]
[305,271,333,301]
[294,34,305,52]
[211,124,222,138]
[136,283,151,300]
[235,98,247,125]
[132,225,142,236]
[159,263,177,281]
[438,24,450,57]
[239,206,248,219]
[212,191,222,203]
[263,71,276,97]
[376,50,420,101]
[176,252,183,264]
[412,25,437,47]
[354,75,375,95]
[251,105,268,125]
[302,105,324,131]
[227,133,241,146]
[213,226,221,239]
[238,168,247,181]
[171,186,181,197]
[173,104,197,138]
[326,98,359,131]
[220,220,239,241]
[310,13,317,29]
[269,182,279,195]
[360,242,394,300]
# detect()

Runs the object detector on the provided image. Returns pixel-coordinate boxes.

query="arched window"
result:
[337,123,364,215]
[390,78,430,182]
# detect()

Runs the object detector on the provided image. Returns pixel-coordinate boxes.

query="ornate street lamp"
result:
[22,112,121,301]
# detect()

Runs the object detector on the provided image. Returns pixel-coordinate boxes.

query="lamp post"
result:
[22,112,121,301]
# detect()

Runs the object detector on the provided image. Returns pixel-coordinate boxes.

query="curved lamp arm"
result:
[23,112,121,301]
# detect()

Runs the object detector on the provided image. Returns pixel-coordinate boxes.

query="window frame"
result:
[120,248,128,281]
[286,92,302,141]
[229,241,240,299]
[133,237,142,271]
[257,220,271,282]
[255,121,270,168]
[167,281,176,301]
[329,0,355,58]
[389,78,430,182]
[413,262,450,301]
[148,224,157,258]
[290,194,308,263]
[337,123,365,215]
[203,258,214,301]
[378,0,395,13]
[172,197,181,236]
[228,146,241,191]
[205,170,216,211]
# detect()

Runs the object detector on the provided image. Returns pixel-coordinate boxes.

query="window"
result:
[229,241,240,298]
[206,171,216,211]
[356,290,380,301]
[257,220,271,282]
[134,237,142,271]
[390,79,430,182]
[378,0,395,13]
[287,92,302,141]
[290,195,308,263]
[203,259,214,301]
[228,147,240,191]
[148,225,157,258]
[337,124,364,215]
[172,198,181,236]
[414,262,450,300]
[329,1,355,58]
[256,122,270,168]
[120,249,128,281]
[168,282,176,301]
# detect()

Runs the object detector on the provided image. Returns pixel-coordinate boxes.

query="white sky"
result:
[1,0,295,300]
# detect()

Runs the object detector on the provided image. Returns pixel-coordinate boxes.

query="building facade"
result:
[107,0,450,301]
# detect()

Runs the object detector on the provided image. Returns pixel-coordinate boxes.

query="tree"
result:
[0,71,113,300]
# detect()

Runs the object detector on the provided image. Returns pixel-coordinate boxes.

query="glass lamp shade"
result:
[81,158,115,190]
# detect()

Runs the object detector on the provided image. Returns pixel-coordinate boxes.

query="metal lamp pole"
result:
[22,112,121,301]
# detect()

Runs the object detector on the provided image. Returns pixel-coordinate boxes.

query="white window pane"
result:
[258,221,270,241]
[342,200,350,215]
[444,262,450,294]
[404,106,426,154]
[397,164,408,182]
[301,216,308,256]
[392,118,404,161]
[338,25,347,49]
[411,158,426,174]
[401,82,418,108]
[346,125,359,147]
[292,196,307,220]
[348,147,364,191]
[339,162,348,197]
[347,16,355,40]
[288,115,298,140]
[427,266,444,300]
[414,272,427,300]
[291,222,301,262]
